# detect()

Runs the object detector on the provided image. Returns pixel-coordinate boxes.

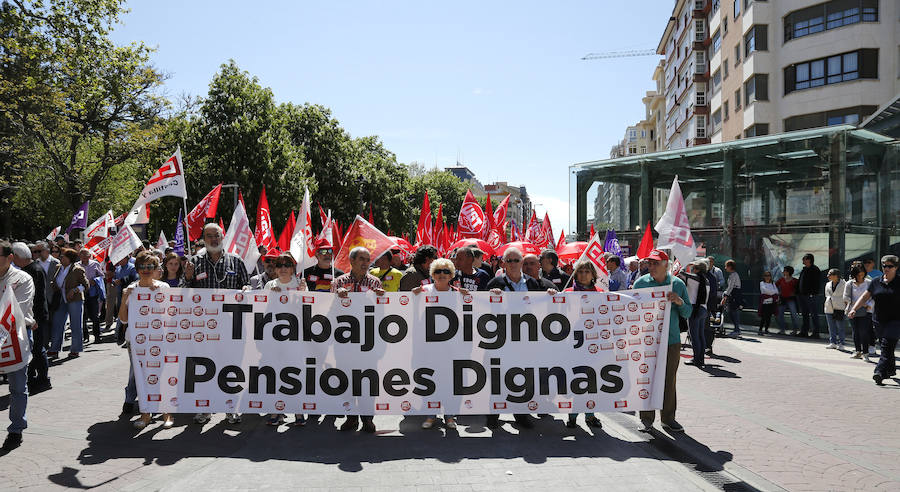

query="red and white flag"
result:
[109,224,143,265]
[654,176,697,264]
[542,212,555,249]
[186,183,222,241]
[315,209,334,249]
[290,186,316,272]
[156,231,168,251]
[334,215,397,273]
[0,285,31,374]
[84,210,114,246]
[415,192,433,246]
[223,193,261,273]
[482,194,494,241]
[88,236,112,263]
[457,190,486,238]
[555,229,567,254]
[526,211,549,248]
[254,185,277,250]
[45,226,61,241]
[433,203,444,249]
[571,230,609,291]
[125,147,187,226]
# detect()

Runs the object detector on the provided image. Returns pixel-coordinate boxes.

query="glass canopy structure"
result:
[570,125,900,301]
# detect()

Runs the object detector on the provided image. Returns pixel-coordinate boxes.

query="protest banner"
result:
[129,287,672,415]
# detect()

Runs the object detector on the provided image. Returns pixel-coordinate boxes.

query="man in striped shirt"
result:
[184,224,249,291]
[331,246,384,433]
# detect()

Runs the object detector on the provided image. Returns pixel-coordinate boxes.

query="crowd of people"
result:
[3,224,899,452]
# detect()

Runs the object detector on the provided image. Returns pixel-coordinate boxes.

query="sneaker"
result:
[2,432,22,451]
[825,343,836,349]
[445,418,457,430]
[864,354,872,363]
[421,418,435,429]
[638,421,653,433]
[292,414,307,427]
[838,344,846,351]
[851,352,862,359]
[193,413,211,424]
[266,414,284,426]
[662,420,684,432]
[226,413,241,424]
[585,415,603,428]
[868,347,877,356]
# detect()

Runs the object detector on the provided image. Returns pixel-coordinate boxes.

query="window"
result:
[744,74,769,105]
[695,51,707,73]
[712,0,720,13]
[712,109,722,134]
[628,145,637,155]
[723,60,729,79]
[724,101,730,120]
[723,16,728,33]
[712,69,722,94]
[696,115,707,138]
[784,49,877,94]
[628,129,638,142]
[695,19,706,42]
[785,0,878,42]
[744,25,768,57]
[735,88,741,109]
[784,105,876,131]
[712,30,721,53]
[640,145,647,154]
[744,123,769,137]
[641,130,647,138]
[696,89,706,106]
[734,0,740,18]
[734,44,741,65]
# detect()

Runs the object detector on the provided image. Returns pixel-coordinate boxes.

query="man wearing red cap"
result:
[632,249,692,433]
[303,239,343,292]
[249,248,280,290]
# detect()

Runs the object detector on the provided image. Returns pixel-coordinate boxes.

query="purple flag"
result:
[66,201,90,233]
[173,209,185,257]
[603,229,623,260]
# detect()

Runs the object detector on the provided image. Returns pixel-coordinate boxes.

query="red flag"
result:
[415,192,433,246]
[483,194,493,241]
[542,212,554,249]
[433,203,444,246]
[637,221,654,259]
[442,219,451,254]
[277,210,296,252]
[186,184,223,241]
[254,185,276,249]
[589,223,596,240]
[555,229,567,254]
[334,216,396,273]
[218,217,225,231]
[493,195,510,227]
[318,203,328,228]
[457,190,486,238]
[368,202,374,225]
[315,210,334,249]
[526,211,549,248]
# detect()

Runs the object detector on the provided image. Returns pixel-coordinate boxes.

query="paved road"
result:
[2,328,898,491]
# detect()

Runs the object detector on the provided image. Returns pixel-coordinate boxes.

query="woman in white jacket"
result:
[843,265,875,360]
[823,268,848,350]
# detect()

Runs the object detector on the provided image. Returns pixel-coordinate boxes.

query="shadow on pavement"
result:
[72,413,731,474]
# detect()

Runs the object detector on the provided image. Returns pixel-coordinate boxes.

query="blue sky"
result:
[111,1,673,235]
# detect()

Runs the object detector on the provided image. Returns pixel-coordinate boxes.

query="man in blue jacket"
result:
[633,249,692,433]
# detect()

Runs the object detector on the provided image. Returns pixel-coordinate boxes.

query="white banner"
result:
[129,288,672,415]
[223,198,260,274]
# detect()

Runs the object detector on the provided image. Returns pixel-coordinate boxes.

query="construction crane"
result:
[581,49,658,60]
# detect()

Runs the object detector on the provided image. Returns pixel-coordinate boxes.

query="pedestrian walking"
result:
[849,255,900,386]
[844,265,874,360]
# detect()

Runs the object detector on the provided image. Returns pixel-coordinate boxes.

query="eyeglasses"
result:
[136,264,156,271]
[318,249,333,255]
[433,269,453,275]
[883,264,897,269]
[504,258,521,263]
[275,262,294,268]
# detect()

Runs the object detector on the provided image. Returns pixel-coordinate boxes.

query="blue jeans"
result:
[7,331,31,433]
[825,313,846,345]
[51,300,84,353]
[125,344,138,405]
[689,306,707,364]
[727,304,742,334]
[776,298,801,332]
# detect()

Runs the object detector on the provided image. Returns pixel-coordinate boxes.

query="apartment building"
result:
[482,181,531,228]
[664,0,899,146]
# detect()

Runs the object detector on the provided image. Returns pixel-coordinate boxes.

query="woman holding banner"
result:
[119,251,174,429]
[264,252,308,427]
[413,257,469,430]
[563,259,604,429]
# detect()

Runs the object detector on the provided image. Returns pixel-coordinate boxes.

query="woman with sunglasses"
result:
[563,259,605,429]
[119,251,173,428]
[50,246,61,260]
[844,265,874,360]
[758,271,779,336]
[264,252,308,426]
[849,255,900,386]
[412,258,469,430]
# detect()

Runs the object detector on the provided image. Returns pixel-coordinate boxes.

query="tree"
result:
[407,168,470,227]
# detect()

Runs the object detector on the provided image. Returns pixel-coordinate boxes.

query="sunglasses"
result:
[275,262,294,268]
[433,268,453,275]
[318,249,333,255]
[883,264,897,269]
[136,264,156,271]
[504,258,521,263]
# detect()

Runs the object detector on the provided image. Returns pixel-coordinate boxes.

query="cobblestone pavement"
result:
[1,328,897,491]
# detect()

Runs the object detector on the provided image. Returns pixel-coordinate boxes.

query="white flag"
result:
[571,231,610,291]
[109,225,143,265]
[223,196,261,274]
[156,231,168,251]
[45,226,61,241]
[85,210,115,241]
[654,176,697,265]
[0,281,33,374]
[290,185,316,272]
[125,147,186,226]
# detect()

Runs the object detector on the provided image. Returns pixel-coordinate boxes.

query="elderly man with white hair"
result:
[183,223,249,425]
[11,242,51,393]
[484,246,558,430]
[1,240,36,451]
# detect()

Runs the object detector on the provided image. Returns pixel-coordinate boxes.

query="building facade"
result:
[483,181,532,230]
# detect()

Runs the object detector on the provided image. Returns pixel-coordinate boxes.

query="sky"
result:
[110,0,674,236]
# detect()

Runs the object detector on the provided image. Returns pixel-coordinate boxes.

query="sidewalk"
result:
[667,329,900,491]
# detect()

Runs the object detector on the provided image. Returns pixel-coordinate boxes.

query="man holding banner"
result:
[0,240,36,451]
[633,249,691,433]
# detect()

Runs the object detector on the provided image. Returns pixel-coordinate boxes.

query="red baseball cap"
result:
[646,249,669,261]
[263,247,282,261]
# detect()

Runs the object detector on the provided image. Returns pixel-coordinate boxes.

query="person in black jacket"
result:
[539,249,569,290]
[797,253,823,338]
[484,247,558,430]
[12,243,50,392]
